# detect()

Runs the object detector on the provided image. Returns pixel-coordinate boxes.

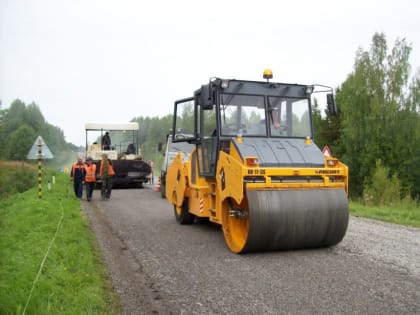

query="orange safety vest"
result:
[72,163,85,178]
[84,164,97,182]
[100,159,115,176]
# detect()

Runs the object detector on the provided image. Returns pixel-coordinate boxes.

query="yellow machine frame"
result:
[167,139,348,225]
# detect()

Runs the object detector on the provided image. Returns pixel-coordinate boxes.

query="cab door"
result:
[172,97,196,142]
[196,102,218,178]
[172,94,218,179]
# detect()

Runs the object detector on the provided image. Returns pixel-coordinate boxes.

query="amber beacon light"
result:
[263,69,273,81]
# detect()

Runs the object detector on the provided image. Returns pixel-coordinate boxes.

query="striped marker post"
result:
[37,138,42,199]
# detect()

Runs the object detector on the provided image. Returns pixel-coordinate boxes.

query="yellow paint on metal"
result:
[165,152,187,208]
[165,132,349,253]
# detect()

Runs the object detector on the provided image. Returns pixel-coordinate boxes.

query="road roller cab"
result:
[165,71,349,253]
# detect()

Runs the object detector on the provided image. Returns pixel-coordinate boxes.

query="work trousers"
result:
[73,180,83,198]
[101,176,113,199]
[85,182,95,200]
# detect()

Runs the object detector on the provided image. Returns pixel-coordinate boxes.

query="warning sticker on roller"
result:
[322,146,332,157]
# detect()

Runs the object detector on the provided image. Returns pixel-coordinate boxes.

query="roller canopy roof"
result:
[85,122,139,131]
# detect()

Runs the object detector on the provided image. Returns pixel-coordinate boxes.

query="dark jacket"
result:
[71,162,86,182]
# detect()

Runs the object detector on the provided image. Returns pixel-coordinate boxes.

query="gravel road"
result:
[83,186,420,315]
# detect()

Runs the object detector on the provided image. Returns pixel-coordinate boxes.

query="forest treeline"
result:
[322,33,419,201]
[0,33,419,202]
[0,99,80,166]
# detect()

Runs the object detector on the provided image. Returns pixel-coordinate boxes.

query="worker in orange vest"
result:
[70,156,86,198]
[99,153,115,200]
[84,157,96,201]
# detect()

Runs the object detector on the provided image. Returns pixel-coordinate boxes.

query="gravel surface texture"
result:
[83,186,420,315]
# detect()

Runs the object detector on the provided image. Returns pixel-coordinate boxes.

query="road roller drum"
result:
[223,189,349,253]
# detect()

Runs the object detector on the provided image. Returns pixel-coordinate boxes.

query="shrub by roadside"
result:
[0,161,37,198]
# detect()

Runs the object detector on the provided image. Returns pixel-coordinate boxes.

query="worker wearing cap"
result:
[99,153,115,200]
[84,157,96,201]
[70,156,86,198]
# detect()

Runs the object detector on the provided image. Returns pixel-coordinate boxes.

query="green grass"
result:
[0,172,120,314]
[350,201,420,228]
[0,161,418,314]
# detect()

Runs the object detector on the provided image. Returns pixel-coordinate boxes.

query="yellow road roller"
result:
[166,71,349,253]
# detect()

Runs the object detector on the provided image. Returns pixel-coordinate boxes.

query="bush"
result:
[363,159,401,206]
[399,194,418,211]
[15,169,36,193]
[0,161,37,198]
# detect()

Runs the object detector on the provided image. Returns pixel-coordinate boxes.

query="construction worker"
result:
[148,160,155,184]
[99,153,115,200]
[102,132,111,150]
[84,157,96,201]
[70,156,86,198]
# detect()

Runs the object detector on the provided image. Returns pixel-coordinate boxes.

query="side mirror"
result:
[200,84,214,109]
[327,93,338,116]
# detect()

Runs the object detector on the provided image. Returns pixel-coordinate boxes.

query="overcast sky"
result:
[1,0,419,146]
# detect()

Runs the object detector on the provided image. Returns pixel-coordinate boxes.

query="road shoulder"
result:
[82,200,178,315]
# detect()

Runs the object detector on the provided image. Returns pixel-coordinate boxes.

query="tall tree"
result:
[24,102,45,131]
[0,99,75,164]
[394,70,420,197]
[312,97,342,155]
[3,99,26,135]
[0,107,6,159]
[7,125,36,160]
[133,114,173,161]
[337,33,419,197]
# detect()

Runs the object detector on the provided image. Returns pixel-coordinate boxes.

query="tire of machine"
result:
[225,189,349,253]
[160,181,166,199]
[174,198,195,225]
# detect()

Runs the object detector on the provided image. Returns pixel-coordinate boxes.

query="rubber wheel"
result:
[174,199,194,225]
[160,181,166,199]
[222,198,250,253]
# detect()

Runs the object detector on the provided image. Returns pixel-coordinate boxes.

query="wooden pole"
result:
[37,138,42,199]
